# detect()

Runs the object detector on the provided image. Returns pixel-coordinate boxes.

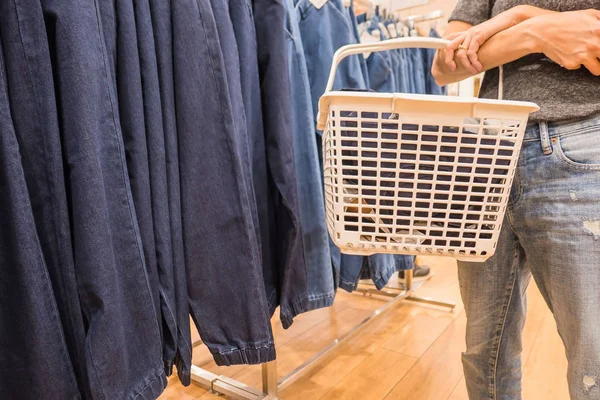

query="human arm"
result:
[432,18,538,85]
[432,9,600,86]
[445,5,557,72]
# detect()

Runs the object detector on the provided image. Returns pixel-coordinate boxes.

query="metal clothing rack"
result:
[190,268,456,399]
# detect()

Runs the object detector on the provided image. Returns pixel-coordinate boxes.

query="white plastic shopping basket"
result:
[317,37,539,262]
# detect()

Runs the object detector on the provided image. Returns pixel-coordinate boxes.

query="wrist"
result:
[519,17,543,54]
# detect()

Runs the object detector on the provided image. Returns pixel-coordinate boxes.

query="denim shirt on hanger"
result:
[283,0,335,311]
[294,0,412,291]
[365,16,396,93]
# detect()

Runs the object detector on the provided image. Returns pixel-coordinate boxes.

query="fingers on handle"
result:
[444,35,464,69]
[467,40,483,72]
[457,34,478,73]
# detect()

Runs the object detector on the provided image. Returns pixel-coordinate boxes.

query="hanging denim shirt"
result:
[365,16,396,93]
[283,0,335,311]
[295,0,406,292]
[410,47,427,94]
[347,1,370,88]
[397,48,412,93]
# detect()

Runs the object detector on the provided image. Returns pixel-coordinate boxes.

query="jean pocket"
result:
[556,128,600,170]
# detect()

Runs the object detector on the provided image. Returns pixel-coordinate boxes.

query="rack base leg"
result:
[262,361,278,398]
[190,365,277,400]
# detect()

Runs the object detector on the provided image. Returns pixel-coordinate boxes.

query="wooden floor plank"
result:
[381,304,459,359]
[320,348,417,400]
[447,377,469,400]
[384,312,467,400]
[159,379,207,400]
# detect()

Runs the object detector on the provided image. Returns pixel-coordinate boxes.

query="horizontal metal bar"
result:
[190,365,276,400]
[405,295,457,310]
[277,290,409,392]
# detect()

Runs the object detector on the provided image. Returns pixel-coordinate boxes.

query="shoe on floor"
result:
[398,264,431,282]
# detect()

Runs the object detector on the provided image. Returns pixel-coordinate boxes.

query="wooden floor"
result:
[159,256,569,400]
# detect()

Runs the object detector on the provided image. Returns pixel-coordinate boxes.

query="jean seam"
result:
[11,0,82,394]
[93,2,165,395]
[554,137,600,171]
[490,243,520,400]
[213,343,275,356]
[193,0,272,333]
[129,367,164,400]
[308,292,335,301]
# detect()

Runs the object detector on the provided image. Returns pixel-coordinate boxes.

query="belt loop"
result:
[539,122,553,155]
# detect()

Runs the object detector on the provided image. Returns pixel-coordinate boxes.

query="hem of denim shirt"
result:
[339,278,359,293]
[130,366,168,400]
[371,264,396,290]
[394,255,415,272]
[305,292,335,312]
[280,294,310,329]
[212,343,276,366]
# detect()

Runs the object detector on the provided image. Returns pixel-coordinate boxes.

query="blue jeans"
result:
[283,0,335,311]
[102,0,165,371]
[39,0,167,397]
[252,0,309,328]
[172,0,275,366]
[0,1,89,396]
[148,0,192,383]
[459,115,600,400]
[0,25,81,400]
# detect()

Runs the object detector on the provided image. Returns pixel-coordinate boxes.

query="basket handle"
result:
[324,37,503,100]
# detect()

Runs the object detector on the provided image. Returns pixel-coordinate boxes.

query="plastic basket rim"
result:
[320,91,539,109]
[317,92,539,131]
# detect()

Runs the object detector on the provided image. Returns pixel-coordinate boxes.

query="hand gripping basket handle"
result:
[324,37,504,100]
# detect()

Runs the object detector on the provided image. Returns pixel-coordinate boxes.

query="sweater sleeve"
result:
[449,0,493,26]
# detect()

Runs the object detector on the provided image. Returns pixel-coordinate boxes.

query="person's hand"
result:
[529,9,600,75]
[444,6,531,73]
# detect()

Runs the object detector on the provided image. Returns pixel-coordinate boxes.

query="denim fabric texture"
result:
[172,0,275,366]
[40,0,167,397]
[148,0,193,383]
[228,0,274,318]
[0,1,90,396]
[283,0,335,311]
[106,0,163,346]
[294,0,405,292]
[366,17,396,93]
[295,0,367,131]
[409,48,426,94]
[133,0,191,381]
[397,49,412,93]
[366,51,395,93]
[425,29,447,95]
[0,34,82,400]
[459,115,600,400]
[347,1,370,88]
[253,0,309,327]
